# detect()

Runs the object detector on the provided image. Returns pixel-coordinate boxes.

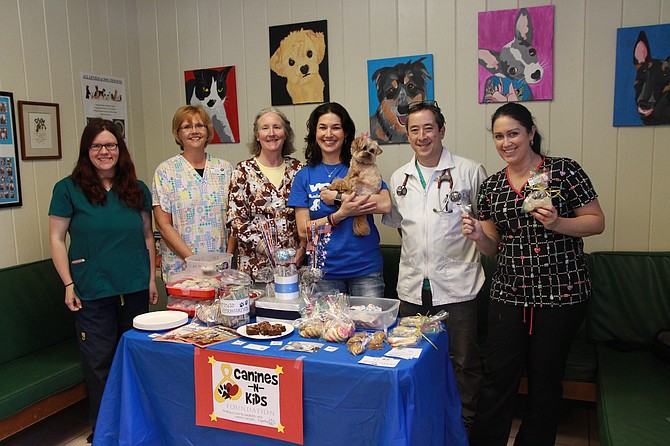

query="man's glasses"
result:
[90,143,118,151]
[407,100,440,114]
[180,123,206,132]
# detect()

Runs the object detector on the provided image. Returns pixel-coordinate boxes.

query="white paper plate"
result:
[237,322,294,340]
[133,311,189,331]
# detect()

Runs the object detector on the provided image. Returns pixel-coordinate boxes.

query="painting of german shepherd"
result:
[614,24,670,126]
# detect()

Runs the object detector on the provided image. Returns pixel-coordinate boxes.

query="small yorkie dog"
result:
[329,134,383,236]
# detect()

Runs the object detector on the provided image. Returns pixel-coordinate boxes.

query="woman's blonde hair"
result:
[171,105,214,149]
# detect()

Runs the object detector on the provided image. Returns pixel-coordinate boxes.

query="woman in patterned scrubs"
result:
[152,105,233,282]
[227,108,302,278]
[463,103,605,446]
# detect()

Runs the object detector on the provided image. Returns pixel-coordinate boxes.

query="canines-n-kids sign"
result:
[194,349,303,444]
[270,20,329,106]
[185,66,240,143]
[367,55,434,144]
[613,24,670,126]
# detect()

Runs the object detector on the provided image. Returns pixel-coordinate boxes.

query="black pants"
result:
[400,288,481,425]
[469,300,586,446]
[74,289,149,429]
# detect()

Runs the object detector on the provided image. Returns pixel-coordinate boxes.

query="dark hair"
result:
[406,100,446,131]
[491,103,542,154]
[71,118,144,209]
[250,108,295,157]
[304,102,355,167]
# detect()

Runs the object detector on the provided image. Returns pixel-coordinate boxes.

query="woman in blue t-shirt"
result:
[48,118,157,442]
[287,102,390,297]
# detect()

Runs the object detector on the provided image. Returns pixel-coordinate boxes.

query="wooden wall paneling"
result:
[136,1,166,177]
[581,0,621,252]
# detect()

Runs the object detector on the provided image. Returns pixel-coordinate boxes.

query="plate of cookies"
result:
[237,321,294,340]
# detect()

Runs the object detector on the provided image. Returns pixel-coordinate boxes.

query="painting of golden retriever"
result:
[269,20,329,106]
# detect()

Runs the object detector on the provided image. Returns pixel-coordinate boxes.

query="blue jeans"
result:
[315,269,385,297]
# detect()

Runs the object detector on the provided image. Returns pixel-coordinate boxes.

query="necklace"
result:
[322,163,341,179]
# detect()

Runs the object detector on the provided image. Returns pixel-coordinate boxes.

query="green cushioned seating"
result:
[0,340,82,419]
[0,259,83,421]
[588,251,670,446]
[588,251,670,348]
[596,347,670,446]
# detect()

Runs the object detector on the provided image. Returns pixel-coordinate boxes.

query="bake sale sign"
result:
[194,350,303,444]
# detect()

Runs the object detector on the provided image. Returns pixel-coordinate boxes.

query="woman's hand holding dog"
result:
[329,194,375,226]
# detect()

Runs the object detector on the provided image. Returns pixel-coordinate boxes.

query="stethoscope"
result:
[396,168,460,213]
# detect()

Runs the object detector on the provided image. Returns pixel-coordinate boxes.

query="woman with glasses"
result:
[227,108,303,279]
[287,102,391,297]
[48,118,158,442]
[152,105,234,282]
[463,103,605,446]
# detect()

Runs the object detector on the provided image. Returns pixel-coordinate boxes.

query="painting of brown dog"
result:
[270,20,329,106]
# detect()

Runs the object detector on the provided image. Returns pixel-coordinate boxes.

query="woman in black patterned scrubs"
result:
[463,103,605,446]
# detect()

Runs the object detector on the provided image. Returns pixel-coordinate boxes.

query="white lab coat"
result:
[383,147,488,305]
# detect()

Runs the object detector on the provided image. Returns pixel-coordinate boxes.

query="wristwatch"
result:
[334,192,343,208]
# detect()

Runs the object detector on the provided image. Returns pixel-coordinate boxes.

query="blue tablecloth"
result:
[94,324,467,446]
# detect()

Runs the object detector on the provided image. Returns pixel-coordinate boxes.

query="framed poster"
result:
[478,6,554,103]
[18,101,62,160]
[367,54,434,144]
[269,20,329,106]
[613,24,670,126]
[0,91,22,208]
[184,66,240,143]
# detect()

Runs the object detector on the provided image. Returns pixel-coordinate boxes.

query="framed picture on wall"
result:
[18,101,62,160]
[0,91,23,208]
[367,54,434,145]
[185,66,240,143]
[477,6,554,103]
[269,20,329,106]
[613,23,670,126]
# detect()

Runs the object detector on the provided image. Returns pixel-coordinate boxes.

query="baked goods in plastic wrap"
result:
[167,296,214,317]
[347,332,372,355]
[294,317,324,338]
[368,331,386,350]
[387,325,421,348]
[399,310,448,333]
[522,169,552,213]
[322,314,356,343]
[389,311,449,347]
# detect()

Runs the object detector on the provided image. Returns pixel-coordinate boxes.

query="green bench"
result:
[588,251,670,446]
[381,246,670,444]
[0,259,86,441]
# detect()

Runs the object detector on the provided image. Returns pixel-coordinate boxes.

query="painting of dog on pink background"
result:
[478,5,554,103]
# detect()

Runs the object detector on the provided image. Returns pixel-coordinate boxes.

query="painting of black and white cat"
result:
[185,67,239,143]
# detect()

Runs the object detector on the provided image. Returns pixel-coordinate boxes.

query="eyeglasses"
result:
[180,123,206,132]
[90,143,118,151]
[407,100,440,114]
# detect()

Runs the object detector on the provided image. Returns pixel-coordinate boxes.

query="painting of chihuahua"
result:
[478,6,554,103]
[369,56,432,144]
[185,67,238,143]
[329,135,383,236]
[633,30,670,125]
[270,28,326,105]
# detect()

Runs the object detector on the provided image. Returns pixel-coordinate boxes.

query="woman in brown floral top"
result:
[227,108,303,279]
